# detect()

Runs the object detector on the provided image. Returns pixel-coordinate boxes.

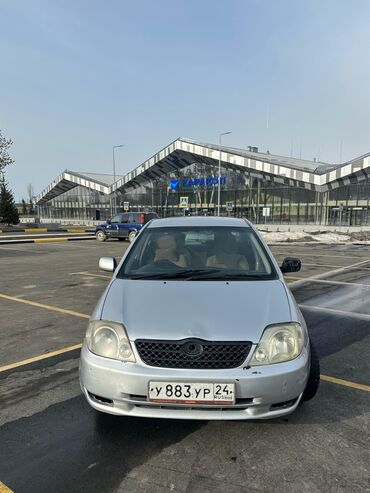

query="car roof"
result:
[147,216,251,228]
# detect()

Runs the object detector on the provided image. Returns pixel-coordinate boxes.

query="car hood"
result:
[101,279,292,343]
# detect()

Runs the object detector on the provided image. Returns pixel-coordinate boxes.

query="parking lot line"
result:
[302,262,370,269]
[300,262,350,268]
[0,293,90,319]
[299,304,370,321]
[0,343,82,373]
[287,258,370,287]
[285,276,370,289]
[69,271,112,279]
[272,251,369,260]
[284,275,306,280]
[321,374,370,393]
[274,245,370,260]
[0,481,14,493]
[0,245,45,254]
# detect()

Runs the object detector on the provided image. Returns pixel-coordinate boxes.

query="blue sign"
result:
[179,196,188,208]
[170,176,226,190]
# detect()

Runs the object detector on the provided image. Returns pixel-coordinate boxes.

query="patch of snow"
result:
[260,230,351,244]
[260,231,309,242]
[312,233,350,243]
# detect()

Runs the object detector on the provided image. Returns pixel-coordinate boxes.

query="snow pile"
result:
[311,232,350,243]
[260,231,311,243]
[260,230,352,244]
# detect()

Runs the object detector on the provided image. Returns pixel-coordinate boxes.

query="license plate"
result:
[148,381,235,405]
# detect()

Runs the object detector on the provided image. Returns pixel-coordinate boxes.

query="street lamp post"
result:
[112,144,124,215]
[217,131,232,216]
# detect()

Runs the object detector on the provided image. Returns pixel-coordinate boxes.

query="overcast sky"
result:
[1,0,370,200]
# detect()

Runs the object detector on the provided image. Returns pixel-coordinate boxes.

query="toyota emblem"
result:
[182,341,204,358]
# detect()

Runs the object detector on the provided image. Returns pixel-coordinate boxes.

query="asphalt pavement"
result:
[0,240,369,493]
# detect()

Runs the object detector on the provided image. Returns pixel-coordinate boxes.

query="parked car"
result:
[95,212,158,242]
[80,216,319,420]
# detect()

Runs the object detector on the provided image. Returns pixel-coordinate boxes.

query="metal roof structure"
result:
[37,138,370,204]
[37,170,123,204]
[112,138,370,193]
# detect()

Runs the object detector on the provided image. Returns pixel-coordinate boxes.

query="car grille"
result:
[135,338,252,369]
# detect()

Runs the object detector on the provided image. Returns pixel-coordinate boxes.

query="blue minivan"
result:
[95,212,158,242]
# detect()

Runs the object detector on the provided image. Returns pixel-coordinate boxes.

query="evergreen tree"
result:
[0,176,19,225]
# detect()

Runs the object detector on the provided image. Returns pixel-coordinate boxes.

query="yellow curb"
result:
[24,228,48,232]
[34,238,68,243]
[67,229,85,233]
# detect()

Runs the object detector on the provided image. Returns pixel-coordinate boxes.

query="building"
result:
[37,171,123,223]
[36,137,370,226]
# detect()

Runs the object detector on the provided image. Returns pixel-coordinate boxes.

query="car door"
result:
[117,213,131,238]
[106,214,122,237]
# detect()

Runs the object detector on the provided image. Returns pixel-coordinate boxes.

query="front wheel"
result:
[128,231,137,243]
[301,342,320,402]
[96,230,107,242]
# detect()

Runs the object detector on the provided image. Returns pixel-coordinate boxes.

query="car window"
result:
[185,231,214,245]
[131,212,158,224]
[145,213,158,222]
[121,213,130,223]
[132,213,141,223]
[110,214,121,224]
[117,226,277,280]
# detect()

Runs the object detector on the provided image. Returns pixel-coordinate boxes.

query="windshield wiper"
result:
[123,269,222,280]
[187,272,273,280]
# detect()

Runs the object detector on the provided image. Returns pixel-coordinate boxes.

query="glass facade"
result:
[38,165,370,226]
[38,186,111,222]
[119,165,370,226]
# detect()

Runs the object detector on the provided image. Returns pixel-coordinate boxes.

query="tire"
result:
[301,341,320,402]
[128,231,137,243]
[96,230,107,242]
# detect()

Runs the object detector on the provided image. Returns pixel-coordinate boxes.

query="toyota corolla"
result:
[79,216,319,420]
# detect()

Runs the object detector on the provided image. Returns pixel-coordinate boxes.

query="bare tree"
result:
[0,129,14,174]
[27,184,35,215]
[27,183,34,200]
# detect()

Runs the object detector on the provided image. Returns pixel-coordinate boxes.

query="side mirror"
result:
[280,257,301,273]
[106,219,111,225]
[99,256,117,272]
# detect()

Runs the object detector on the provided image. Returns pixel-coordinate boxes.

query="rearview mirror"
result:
[99,256,117,272]
[280,257,301,273]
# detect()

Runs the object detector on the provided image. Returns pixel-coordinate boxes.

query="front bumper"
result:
[79,343,309,420]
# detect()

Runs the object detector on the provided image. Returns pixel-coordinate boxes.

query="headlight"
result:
[85,320,136,362]
[250,322,304,365]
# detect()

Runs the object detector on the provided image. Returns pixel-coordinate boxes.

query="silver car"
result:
[79,217,319,420]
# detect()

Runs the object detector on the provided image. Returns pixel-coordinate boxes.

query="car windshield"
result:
[117,226,277,280]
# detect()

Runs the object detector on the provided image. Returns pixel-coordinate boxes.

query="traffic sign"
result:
[123,201,130,211]
[226,201,234,212]
[262,207,271,217]
[179,196,189,209]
